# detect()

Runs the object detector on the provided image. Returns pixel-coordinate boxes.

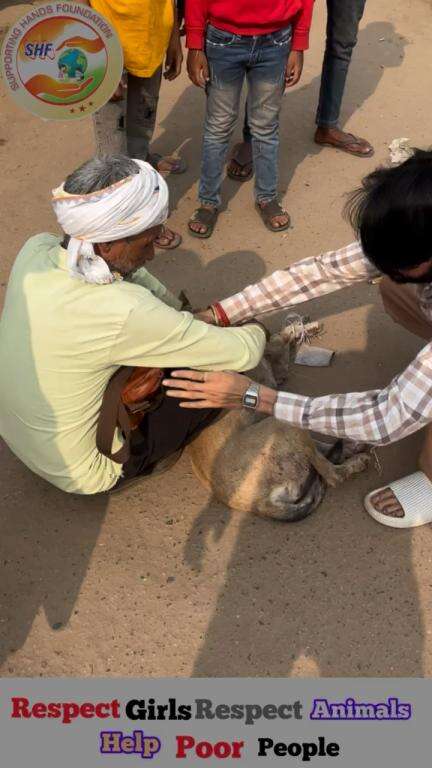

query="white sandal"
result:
[364,471,432,528]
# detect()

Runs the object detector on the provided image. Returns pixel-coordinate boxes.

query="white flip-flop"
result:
[364,471,432,528]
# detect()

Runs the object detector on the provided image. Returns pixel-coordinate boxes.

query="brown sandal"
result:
[314,131,374,158]
[188,206,219,239]
[155,225,182,250]
[256,199,291,232]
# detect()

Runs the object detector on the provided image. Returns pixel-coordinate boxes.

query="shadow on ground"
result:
[0,461,108,668]
[0,253,110,669]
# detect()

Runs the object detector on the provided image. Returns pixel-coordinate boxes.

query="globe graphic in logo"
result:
[15,16,111,106]
[58,48,88,81]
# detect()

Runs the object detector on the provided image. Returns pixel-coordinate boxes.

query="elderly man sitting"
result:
[0,155,265,494]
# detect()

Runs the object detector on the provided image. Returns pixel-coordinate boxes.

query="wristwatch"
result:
[242,381,260,410]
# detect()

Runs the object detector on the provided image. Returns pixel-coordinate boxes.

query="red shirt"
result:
[185,0,315,52]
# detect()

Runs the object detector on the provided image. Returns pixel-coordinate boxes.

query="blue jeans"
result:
[199,24,292,207]
[316,0,367,127]
[243,0,367,139]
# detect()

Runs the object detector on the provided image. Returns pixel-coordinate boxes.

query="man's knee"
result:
[205,92,239,142]
[127,95,159,141]
[325,1,365,60]
[248,118,279,142]
[325,34,358,62]
[204,115,238,143]
[247,86,283,140]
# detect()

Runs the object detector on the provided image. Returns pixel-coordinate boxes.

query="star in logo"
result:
[79,104,86,112]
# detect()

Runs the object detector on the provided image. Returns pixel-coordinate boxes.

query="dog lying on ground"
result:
[186,323,371,521]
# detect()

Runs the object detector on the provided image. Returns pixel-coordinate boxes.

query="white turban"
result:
[51,160,169,284]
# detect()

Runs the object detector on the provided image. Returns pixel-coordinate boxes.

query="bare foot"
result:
[369,488,404,518]
[314,126,374,157]
[154,225,181,250]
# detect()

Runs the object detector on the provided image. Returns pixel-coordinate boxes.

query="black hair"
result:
[345,148,432,276]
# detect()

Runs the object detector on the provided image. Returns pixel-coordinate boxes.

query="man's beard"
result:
[109,248,151,278]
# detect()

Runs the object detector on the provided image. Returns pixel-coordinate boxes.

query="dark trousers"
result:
[118,394,221,482]
[315,0,367,127]
[126,66,163,160]
[93,66,163,158]
[243,0,367,140]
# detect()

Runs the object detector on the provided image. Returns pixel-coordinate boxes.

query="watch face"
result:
[244,393,258,408]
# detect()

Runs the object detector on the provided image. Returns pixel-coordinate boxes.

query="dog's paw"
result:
[344,451,372,476]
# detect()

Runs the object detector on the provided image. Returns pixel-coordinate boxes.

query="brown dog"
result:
[186,325,371,521]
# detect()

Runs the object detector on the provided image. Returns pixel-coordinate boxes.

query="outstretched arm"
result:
[164,341,432,446]
[110,292,266,373]
[213,241,379,326]
[274,341,432,445]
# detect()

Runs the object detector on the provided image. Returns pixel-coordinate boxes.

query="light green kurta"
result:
[0,234,266,494]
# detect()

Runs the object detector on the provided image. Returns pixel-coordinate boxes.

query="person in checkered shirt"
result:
[164,150,432,527]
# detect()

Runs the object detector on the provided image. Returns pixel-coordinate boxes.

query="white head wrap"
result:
[51,159,169,284]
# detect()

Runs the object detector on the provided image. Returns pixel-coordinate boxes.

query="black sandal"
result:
[256,199,291,232]
[188,206,219,239]
[227,142,254,182]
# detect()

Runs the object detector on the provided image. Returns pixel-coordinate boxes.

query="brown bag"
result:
[121,367,164,425]
[96,366,164,463]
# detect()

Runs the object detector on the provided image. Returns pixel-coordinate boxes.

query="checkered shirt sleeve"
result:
[219,241,379,323]
[219,240,432,445]
[274,341,432,445]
